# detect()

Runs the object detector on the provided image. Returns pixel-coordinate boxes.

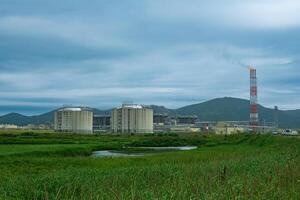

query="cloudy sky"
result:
[0,0,300,115]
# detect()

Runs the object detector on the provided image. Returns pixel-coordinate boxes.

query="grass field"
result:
[0,131,299,199]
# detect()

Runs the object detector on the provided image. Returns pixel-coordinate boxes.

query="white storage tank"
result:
[111,104,153,134]
[54,107,93,134]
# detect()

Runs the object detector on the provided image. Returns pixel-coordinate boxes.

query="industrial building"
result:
[93,115,111,132]
[153,114,169,125]
[111,104,153,134]
[153,115,200,133]
[214,122,246,135]
[167,116,199,132]
[176,115,198,125]
[0,124,18,129]
[54,107,93,134]
[153,114,169,132]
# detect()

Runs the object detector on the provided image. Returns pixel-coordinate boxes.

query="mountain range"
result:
[0,97,299,128]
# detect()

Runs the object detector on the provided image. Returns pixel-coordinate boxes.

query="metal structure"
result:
[249,67,259,131]
[93,115,111,132]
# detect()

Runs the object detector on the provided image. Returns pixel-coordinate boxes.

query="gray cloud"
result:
[0,0,300,115]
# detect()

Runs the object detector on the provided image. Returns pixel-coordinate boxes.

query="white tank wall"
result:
[54,110,93,134]
[111,107,153,134]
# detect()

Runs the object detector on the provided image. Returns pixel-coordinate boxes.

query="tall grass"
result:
[0,132,299,199]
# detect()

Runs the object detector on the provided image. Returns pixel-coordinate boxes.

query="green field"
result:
[0,131,299,199]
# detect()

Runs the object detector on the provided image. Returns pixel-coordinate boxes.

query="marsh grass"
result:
[0,132,299,199]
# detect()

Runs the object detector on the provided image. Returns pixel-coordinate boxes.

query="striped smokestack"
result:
[249,67,259,131]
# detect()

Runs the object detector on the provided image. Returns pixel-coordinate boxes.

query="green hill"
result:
[174,97,300,128]
[0,97,299,128]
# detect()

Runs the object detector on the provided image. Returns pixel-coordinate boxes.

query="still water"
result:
[91,146,197,158]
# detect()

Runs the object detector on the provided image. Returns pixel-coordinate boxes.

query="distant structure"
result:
[93,115,111,132]
[153,114,200,133]
[274,106,279,128]
[176,115,198,125]
[249,67,259,131]
[153,114,169,125]
[0,124,18,129]
[54,107,93,134]
[214,122,246,135]
[111,104,153,134]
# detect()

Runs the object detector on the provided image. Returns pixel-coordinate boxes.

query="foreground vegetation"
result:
[0,131,299,199]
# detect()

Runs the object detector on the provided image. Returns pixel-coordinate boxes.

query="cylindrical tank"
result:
[111,104,153,134]
[54,107,93,134]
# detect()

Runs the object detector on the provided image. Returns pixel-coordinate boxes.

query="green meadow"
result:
[0,131,299,199]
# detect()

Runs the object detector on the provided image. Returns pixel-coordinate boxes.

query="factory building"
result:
[176,115,198,125]
[167,116,199,132]
[153,114,200,133]
[54,107,93,134]
[214,122,246,135]
[153,114,169,133]
[153,114,168,125]
[93,115,111,132]
[111,104,153,134]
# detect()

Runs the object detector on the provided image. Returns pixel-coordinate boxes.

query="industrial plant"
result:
[49,67,297,135]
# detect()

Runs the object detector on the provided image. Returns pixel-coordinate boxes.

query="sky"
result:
[0,0,300,115]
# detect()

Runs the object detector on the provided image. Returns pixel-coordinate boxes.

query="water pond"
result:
[91,146,197,158]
